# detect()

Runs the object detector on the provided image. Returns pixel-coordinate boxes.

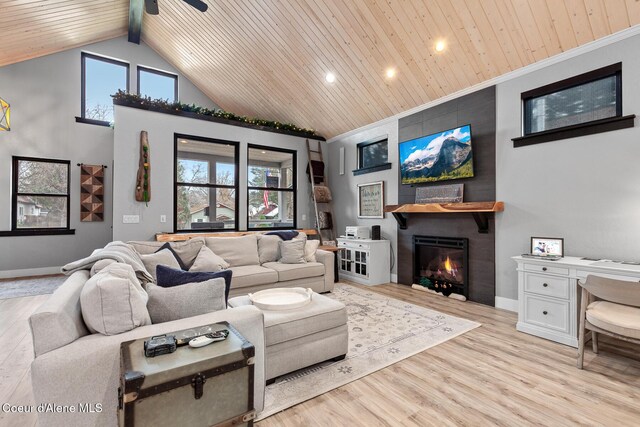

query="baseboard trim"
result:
[495,296,518,312]
[0,266,62,279]
[391,273,398,283]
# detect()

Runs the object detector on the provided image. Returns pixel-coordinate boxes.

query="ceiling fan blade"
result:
[182,0,208,12]
[145,0,159,15]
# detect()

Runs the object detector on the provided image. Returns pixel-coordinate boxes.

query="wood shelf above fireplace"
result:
[384,201,504,233]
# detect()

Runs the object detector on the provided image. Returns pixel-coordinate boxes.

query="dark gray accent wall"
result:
[396,86,497,306]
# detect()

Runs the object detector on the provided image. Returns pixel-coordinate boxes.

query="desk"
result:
[513,256,640,347]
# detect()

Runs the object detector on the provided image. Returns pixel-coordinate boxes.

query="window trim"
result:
[80,52,130,126]
[514,62,634,147]
[353,137,392,176]
[5,156,74,236]
[173,133,240,233]
[246,144,297,231]
[137,66,179,103]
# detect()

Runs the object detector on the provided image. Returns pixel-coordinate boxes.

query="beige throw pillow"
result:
[279,239,307,264]
[257,234,281,264]
[80,263,151,335]
[146,278,226,324]
[304,239,320,262]
[189,246,229,272]
[140,249,181,283]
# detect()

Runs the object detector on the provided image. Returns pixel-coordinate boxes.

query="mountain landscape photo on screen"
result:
[400,124,474,184]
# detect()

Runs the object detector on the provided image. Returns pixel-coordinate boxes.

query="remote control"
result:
[188,331,229,348]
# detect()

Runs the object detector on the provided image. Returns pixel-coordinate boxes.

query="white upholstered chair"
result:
[577,274,640,369]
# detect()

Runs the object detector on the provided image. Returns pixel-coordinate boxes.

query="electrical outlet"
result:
[160,215,167,223]
[123,215,140,224]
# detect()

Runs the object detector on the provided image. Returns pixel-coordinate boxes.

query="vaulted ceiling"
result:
[2,1,639,138]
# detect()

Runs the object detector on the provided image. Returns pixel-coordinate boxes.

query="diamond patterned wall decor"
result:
[80,164,105,222]
[0,98,10,131]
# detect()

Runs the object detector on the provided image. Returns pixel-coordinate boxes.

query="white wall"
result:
[326,121,399,280]
[495,34,640,300]
[0,36,218,274]
[112,105,314,241]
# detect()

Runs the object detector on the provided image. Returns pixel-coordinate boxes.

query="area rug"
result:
[0,275,65,299]
[258,283,481,420]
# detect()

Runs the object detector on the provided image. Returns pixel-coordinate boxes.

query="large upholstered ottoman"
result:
[228,292,348,382]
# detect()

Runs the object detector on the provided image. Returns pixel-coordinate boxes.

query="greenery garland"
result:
[111,90,318,137]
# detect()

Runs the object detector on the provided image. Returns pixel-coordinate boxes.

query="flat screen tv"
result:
[399,124,474,185]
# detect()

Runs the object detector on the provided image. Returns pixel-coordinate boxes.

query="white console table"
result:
[513,256,640,347]
[338,238,390,286]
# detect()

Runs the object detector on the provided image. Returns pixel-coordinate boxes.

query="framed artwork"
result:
[531,237,564,257]
[357,181,384,218]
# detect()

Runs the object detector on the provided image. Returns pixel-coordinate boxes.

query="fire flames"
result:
[440,256,458,278]
[444,256,453,274]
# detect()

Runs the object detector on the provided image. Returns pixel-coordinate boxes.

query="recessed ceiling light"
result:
[261,151,266,154]
[180,139,188,144]
[386,68,396,79]
[435,40,446,52]
[325,72,336,83]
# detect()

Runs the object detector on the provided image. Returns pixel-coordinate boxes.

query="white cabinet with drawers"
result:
[338,238,390,286]
[513,256,640,347]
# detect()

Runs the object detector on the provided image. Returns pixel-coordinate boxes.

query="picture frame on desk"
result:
[531,237,564,257]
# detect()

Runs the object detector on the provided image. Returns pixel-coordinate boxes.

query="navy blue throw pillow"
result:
[155,243,187,270]
[156,265,232,303]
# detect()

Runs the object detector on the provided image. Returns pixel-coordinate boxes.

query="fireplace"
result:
[413,236,469,299]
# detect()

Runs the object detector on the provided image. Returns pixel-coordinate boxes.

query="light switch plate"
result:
[160,215,167,223]
[123,215,140,224]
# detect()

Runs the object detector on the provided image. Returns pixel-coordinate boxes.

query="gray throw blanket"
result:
[61,241,153,284]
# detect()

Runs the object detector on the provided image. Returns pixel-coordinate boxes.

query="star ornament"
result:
[0,98,9,131]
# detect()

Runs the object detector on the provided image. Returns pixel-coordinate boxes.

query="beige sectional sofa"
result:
[29,271,266,427]
[129,234,335,297]
[29,232,334,426]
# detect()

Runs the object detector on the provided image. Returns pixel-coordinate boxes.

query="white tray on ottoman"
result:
[229,290,348,383]
[248,287,313,311]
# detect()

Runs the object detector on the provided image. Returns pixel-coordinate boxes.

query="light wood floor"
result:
[1,283,639,427]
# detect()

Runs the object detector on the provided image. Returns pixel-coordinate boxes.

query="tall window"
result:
[137,66,178,102]
[247,145,296,230]
[175,135,239,231]
[81,53,129,125]
[12,157,71,232]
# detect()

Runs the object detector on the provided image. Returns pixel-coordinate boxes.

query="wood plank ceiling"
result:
[2,1,639,138]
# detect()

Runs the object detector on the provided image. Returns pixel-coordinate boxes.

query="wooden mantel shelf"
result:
[384,201,504,233]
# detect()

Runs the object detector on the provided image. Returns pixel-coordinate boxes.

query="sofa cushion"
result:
[190,245,229,272]
[586,300,640,339]
[129,238,205,269]
[257,234,281,264]
[205,235,259,267]
[156,265,232,303]
[279,239,307,264]
[146,278,226,323]
[228,293,347,346]
[29,271,90,358]
[230,265,278,288]
[80,263,151,335]
[262,262,325,282]
[139,249,181,283]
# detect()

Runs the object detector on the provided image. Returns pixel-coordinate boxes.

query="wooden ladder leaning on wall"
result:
[306,139,337,246]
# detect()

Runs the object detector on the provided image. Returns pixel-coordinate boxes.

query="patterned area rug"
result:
[258,283,481,420]
[0,275,66,299]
